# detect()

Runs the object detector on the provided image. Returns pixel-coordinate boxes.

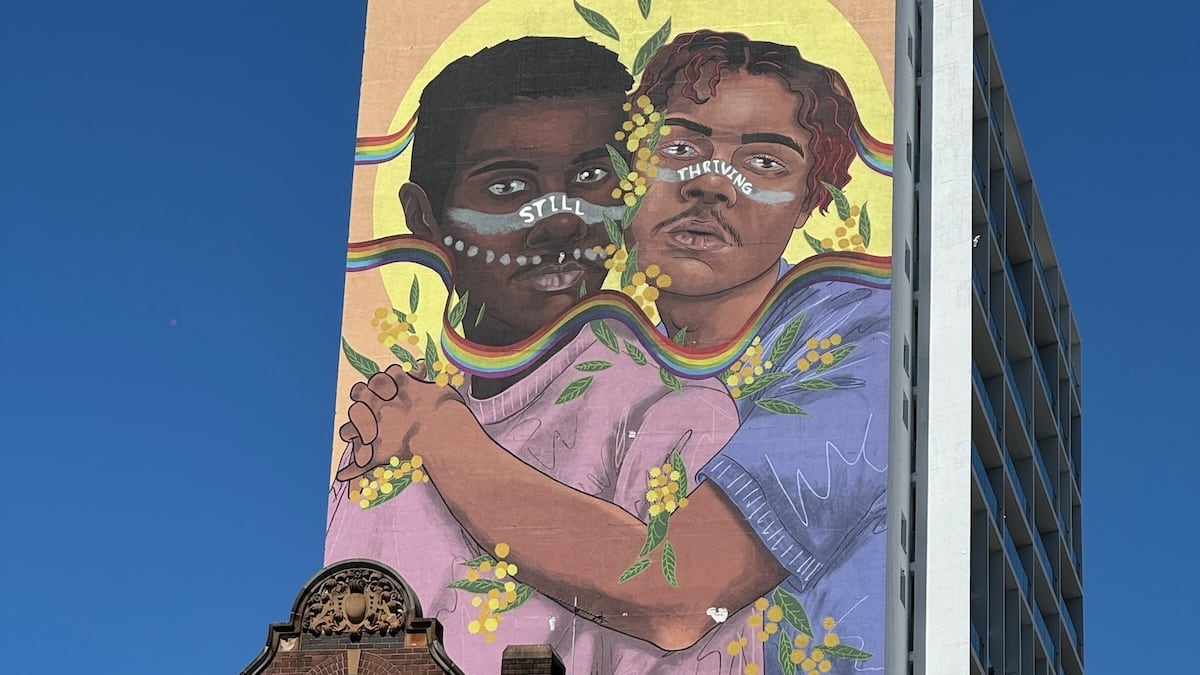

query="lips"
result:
[666,218,731,252]
[514,260,592,292]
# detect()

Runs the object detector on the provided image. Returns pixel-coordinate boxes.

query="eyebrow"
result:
[466,160,538,178]
[741,132,806,157]
[572,147,611,165]
[664,117,713,136]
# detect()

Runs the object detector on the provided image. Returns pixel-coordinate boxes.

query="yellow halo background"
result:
[371,0,894,328]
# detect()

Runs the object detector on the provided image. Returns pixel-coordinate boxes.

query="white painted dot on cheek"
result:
[499,254,511,266]
[466,245,478,257]
[486,250,495,263]
[515,255,528,266]
[531,255,542,265]
[454,240,464,252]
[443,235,454,246]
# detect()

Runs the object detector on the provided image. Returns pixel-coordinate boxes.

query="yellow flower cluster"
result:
[611,96,672,207]
[464,543,520,644]
[620,264,673,319]
[796,334,843,372]
[599,244,628,273]
[726,336,775,398]
[614,95,670,153]
[645,462,689,517]
[787,619,840,674]
[349,455,427,509]
[427,359,465,388]
[611,168,651,208]
[819,205,867,252]
[373,307,421,351]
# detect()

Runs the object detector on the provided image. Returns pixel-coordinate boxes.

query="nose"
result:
[681,172,738,207]
[525,211,588,250]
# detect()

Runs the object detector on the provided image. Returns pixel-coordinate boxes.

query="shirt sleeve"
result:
[611,382,740,522]
[698,281,891,591]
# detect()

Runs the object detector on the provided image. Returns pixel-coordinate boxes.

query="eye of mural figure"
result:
[745,154,788,175]
[486,178,529,197]
[573,166,610,185]
[659,140,701,160]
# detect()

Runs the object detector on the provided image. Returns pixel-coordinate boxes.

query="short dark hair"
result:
[634,30,859,215]
[409,37,633,219]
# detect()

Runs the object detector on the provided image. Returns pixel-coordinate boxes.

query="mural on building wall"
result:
[325,1,895,673]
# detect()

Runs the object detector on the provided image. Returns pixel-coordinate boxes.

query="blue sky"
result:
[1,1,1195,672]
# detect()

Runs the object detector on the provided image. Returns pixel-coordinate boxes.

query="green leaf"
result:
[821,181,851,221]
[792,378,838,390]
[620,243,638,287]
[496,584,535,613]
[574,360,613,372]
[772,587,813,637]
[768,312,806,365]
[624,341,648,366]
[392,308,407,322]
[447,578,507,594]
[817,343,858,373]
[573,0,620,41]
[591,321,620,353]
[659,366,682,393]
[821,644,874,660]
[735,371,791,398]
[637,0,651,20]
[644,127,662,154]
[409,276,420,313]
[804,231,829,255]
[606,144,631,178]
[603,213,624,249]
[555,376,594,404]
[474,302,486,327]
[859,202,871,247]
[579,279,588,298]
[777,627,796,675]
[461,554,497,568]
[672,326,688,345]
[447,290,469,329]
[366,474,412,507]
[669,448,687,497]
[631,18,672,76]
[618,557,651,583]
[755,398,808,415]
[341,337,380,378]
[621,197,642,230]
[661,541,678,587]
[638,513,669,556]
[424,333,439,369]
[389,344,417,368]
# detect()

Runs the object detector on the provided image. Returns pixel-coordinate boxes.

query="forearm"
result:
[416,404,784,649]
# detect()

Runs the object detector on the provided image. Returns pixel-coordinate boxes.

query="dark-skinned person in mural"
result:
[326,36,751,673]
[335,31,890,674]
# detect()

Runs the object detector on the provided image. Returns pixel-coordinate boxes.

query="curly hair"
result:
[634,30,859,215]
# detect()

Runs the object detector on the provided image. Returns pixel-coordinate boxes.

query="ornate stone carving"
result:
[301,566,408,638]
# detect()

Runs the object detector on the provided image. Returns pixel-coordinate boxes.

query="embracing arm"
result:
[340,366,784,650]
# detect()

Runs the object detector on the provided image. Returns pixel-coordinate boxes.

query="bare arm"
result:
[340,366,785,650]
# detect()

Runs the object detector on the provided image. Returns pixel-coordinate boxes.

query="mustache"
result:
[649,206,743,247]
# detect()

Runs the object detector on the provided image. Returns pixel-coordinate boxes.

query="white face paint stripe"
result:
[443,192,624,235]
[656,162,797,205]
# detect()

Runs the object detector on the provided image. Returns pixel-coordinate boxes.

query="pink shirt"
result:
[326,322,761,673]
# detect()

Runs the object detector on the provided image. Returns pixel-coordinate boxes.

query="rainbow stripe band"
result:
[851,122,894,177]
[345,236,891,379]
[354,110,417,165]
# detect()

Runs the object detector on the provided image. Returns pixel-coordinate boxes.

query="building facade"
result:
[285,1,1084,673]
[903,1,1085,674]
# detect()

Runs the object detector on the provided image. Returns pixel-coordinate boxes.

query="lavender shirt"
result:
[697,276,891,674]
